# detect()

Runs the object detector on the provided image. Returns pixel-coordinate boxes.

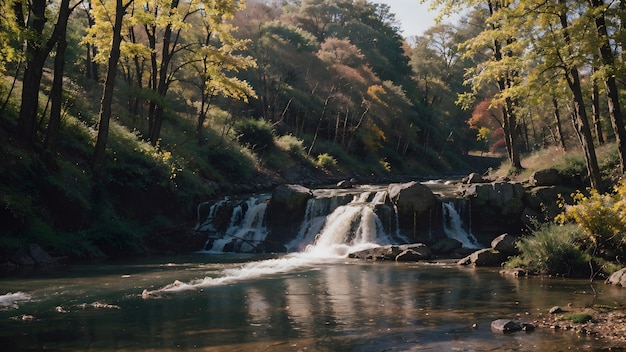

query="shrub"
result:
[316,153,337,169]
[276,134,306,157]
[234,119,275,152]
[557,182,626,260]
[505,223,590,277]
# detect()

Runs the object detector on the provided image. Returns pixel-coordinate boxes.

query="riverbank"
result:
[530,305,626,349]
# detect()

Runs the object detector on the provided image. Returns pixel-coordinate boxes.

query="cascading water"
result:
[195,185,482,255]
[442,202,481,249]
[196,195,271,253]
[147,184,479,296]
[303,190,395,257]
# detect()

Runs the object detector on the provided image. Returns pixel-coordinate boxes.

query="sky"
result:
[376,0,446,38]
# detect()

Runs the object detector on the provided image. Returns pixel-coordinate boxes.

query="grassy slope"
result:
[0,69,498,263]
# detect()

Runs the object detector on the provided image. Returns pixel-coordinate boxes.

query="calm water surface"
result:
[1,253,624,351]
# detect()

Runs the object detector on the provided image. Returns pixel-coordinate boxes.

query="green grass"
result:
[560,313,593,324]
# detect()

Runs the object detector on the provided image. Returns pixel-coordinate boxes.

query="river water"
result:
[1,253,624,351]
[2,183,625,350]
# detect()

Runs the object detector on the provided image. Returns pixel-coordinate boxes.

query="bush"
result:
[276,134,306,157]
[505,223,590,277]
[557,182,626,260]
[316,153,337,169]
[234,119,275,152]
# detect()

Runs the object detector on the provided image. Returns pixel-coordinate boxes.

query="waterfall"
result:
[195,186,481,254]
[284,193,352,252]
[197,195,271,253]
[303,191,394,257]
[442,202,481,249]
[196,188,401,255]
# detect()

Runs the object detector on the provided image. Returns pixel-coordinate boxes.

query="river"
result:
[1,183,624,350]
[1,253,623,351]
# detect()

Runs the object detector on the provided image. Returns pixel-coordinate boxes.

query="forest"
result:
[0,0,625,261]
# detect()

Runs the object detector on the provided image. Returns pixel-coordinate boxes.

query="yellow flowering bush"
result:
[557,182,626,257]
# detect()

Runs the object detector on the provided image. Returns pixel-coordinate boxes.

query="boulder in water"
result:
[465,173,485,184]
[606,267,626,287]
[396,243,432,261]
[458,181,525,235]
[387,181,442,241]
[490,233,519,255]
[491,319,535,333]
[349,244,431,261]
[458,248,508,267]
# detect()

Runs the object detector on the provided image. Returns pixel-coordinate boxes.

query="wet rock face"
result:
[387,182,443,242]
[490,233,520,255]
[459,181,526,235]
[266,184,314,243]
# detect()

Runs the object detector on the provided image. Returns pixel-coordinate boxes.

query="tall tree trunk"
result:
[591,71,605,145]
[17,0,48,144]
[590,0,626,173]
[84,1,99,81]
[92,0,128,171]
[147,0,179,146]
[488,1,522,170]
[44,0,72,163]
[558,1,602,190]
[552,98,567,151]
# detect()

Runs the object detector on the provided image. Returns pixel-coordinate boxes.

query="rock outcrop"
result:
[459,181,526,235]
[348,243,432,261]
[490,233,519,255]
[266,184,313,244]
[11,244,56,266]
[387,181,443,242]
[457,248,508,266]
[606,267,626,287]
[458,232,517,267]
[529,168,562,186]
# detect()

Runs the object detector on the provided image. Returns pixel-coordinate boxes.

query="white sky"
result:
[377,0,450,38]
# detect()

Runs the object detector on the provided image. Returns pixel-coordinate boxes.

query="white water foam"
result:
[144,191,394,297]
[141,255,320,297]
[0,292,31,310]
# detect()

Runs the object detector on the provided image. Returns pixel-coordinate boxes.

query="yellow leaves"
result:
[476,127,491,142]
[558,182,626,248]
[366,85,387,107]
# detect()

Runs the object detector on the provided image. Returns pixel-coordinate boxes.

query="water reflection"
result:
[0,255,623,351]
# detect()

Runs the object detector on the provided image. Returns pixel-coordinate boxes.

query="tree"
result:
[84,0,133,171]
[189,7,256,145]
[427,0,606,188]
[44,0,84,163]
[0,0,25,112]
[589,0,626,174]
[426,0,524,170]
[16,0,78,144]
